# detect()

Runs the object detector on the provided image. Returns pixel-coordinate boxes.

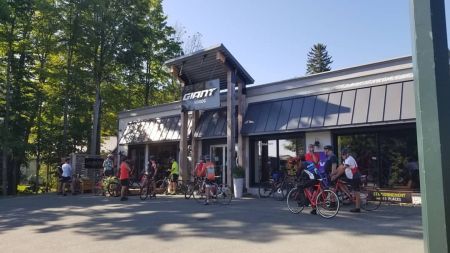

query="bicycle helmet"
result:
[341,148,350,155]
[324,145,333,151]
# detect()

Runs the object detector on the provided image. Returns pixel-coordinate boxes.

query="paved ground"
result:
[0,194,423,253]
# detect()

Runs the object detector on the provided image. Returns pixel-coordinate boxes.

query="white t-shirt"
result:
[344,156,357,179]
[62,163,72,177]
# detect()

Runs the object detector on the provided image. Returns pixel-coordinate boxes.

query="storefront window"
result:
[251,136,305,186]
[336,128,419,190]
[278,139,304,172]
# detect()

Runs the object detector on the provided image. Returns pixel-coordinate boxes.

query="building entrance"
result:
[210,145,227,185]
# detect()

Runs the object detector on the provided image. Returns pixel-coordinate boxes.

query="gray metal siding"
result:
[287,98,304,130]
[324,92,342,126]
[299,96,316,128]
[265,101,282,131]
[384,83,402,121]
[352,88,371,124]
[368,85,386,122]
[276,100,293,131]
[338,90,356,125]
[401,81,416,119]
[311,94,329,127]
[254,103,272,132]
[241,81,415,136]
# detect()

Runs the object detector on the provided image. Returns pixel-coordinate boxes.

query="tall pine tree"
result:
[306,43,333,74]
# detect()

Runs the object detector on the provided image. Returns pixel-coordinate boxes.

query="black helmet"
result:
[341,148,350,155]
[203,155,211,161]
[324,145,333,151]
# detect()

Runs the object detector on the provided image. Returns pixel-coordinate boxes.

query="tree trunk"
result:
[2,21,15,196]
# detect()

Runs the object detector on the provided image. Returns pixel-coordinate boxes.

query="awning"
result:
[119,115,192,145]
[194,108,227,139]
[241,81,416,135]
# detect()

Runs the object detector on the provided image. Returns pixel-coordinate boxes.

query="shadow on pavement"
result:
[0,194,422,243]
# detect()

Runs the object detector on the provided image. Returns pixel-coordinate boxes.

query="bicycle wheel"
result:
[177,180,187,195]
[360,186,382,211]
[139,184,149,200]
[107,182,120,197]
[286,187,305,214]
[154,179,167,195]
[274,182,289,201]
[184,182,195,199]
[193,184,206,203]
[316,189,340,219]
[258,181,272,198]
[216,184,232,205]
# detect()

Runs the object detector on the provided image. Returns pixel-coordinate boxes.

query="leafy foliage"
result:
[0,0,183,194]
[306,43,333,74]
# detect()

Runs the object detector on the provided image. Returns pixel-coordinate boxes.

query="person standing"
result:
[119,157,131,201]
[203,156,216,205]
[324,145,338,176]
[331,148,362,213]
[103,154,114,177]
[168,157,179,195]
[147,156,159,197]
[305,144,319,168]
[61,157,74,196]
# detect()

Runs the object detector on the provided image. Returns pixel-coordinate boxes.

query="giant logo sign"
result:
[182,79,220,111]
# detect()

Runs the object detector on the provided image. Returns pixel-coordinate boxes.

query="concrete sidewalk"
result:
[0,194,423,253]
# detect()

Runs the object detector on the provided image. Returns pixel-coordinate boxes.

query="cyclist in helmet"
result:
[331,148,362,213]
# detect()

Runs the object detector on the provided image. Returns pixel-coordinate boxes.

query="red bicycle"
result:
[286,179,340,218]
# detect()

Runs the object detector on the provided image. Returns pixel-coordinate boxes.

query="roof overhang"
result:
[165,44,254,89]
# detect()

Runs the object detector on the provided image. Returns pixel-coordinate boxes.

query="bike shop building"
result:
[118,44,419,204]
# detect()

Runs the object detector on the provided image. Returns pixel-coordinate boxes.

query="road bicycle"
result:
[258,173,295,201]
[107,175,142,197]
[192,177,232,205]
[184,176,203,199]
[139,174,156,200]
[330,176,381,211]
[286,178,340,219]
[154,175,188,195]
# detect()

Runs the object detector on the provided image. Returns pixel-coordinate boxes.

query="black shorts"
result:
[61,176,71,183]
[104,170,113,177]
[170,174,179,182]
[120,179,130,187]
[341,173,361,191]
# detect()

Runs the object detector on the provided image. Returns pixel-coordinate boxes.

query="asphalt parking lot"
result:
[0,194,423,253]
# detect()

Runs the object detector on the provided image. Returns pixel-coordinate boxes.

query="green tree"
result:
[306,43,333,74]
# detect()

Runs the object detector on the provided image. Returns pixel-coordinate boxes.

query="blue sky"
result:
[163,0,450,85]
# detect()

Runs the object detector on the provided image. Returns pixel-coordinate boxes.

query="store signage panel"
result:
[182,79,220,111]
[372,190,413,203]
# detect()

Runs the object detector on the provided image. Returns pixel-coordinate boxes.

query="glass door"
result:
[210,145,227,184]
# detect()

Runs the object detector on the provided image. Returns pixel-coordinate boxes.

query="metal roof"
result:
[194,107,239,139]
[241,81,416,136]
[165,44,254,89]
[119,115,192,145]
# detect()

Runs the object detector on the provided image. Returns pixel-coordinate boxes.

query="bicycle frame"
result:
[303,183,323,208]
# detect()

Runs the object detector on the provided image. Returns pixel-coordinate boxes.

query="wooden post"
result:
[226,70,236,186]
[179,111,189,180]
[237,80,246,168]
[410,0,450,252]
[171,66,189,181]
[191,110,200,179]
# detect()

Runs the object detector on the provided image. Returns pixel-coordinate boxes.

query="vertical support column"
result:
[144,144,149,171]
[237,80,247,188]
[179,110,189,181]
[191,110,200,179]
[410,0,450,252]
[226,70,236,186]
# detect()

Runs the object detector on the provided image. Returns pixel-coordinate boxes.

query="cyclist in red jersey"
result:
[305,144,319,168]
[119,156,131,201]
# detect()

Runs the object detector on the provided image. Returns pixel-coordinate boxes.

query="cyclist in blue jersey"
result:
[296,156,323,215]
